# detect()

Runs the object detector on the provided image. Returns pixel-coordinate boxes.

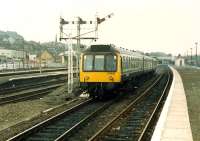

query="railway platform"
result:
[151,67,193,141]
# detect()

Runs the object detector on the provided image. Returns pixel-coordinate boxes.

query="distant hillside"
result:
[0,30,67,55]
[0,30,24,49]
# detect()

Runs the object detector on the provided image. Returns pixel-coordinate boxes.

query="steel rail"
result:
[54,100,115,141]
[0,68,67,77]
[7,94,120,140]
[0,79,65,95]
[0,67,80,77]
[0,83,64,105]
[7,98,93,141]
[137,71,171,141]
[88,74,163,141]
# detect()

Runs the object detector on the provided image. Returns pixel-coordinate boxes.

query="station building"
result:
[0,47,26,65]
[0,47,25,60]
[175,55,185,67]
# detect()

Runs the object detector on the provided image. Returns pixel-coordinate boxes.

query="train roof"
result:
[83,44,157,60]
[82,44,120,53]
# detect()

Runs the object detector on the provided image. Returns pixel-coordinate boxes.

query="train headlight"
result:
[109,76,114,81]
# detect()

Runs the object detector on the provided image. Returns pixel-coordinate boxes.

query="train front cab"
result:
[80,52,121,98]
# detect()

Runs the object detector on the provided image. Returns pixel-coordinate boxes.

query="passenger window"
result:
[126,57,128,68]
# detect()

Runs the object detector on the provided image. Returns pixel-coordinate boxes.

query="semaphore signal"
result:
[59,13,113,96]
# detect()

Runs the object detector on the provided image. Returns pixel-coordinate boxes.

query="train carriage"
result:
[80,44,158,98]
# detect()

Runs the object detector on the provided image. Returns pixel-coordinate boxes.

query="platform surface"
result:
[151,67,193,141]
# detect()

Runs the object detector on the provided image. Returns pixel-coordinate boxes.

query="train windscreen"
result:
[106,55,117,71]
[94,55,104,71]
[83,54,117,72]
[83,55,93,71]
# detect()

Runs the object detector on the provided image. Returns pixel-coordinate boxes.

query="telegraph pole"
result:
[59,13,113,96]
[76,17,81,78]
[77,17,81,46]
[195,42,198,66]
[68,36,73,95]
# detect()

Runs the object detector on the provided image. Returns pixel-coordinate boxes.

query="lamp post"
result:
[195,42,198,66]
[190,48,192,65]
[22,39,25,70]
[39,42,42,73]
[186,50,188,64]
[187,50,188,58]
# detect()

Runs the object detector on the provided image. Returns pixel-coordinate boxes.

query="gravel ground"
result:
[176,67,200,141]
[0,84,86,141]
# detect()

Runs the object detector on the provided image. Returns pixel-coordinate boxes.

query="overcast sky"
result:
[1,0,200,55]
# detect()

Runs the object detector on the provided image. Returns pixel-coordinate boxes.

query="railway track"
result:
[0,68,67,77]
[7,98,117,141]
[88,71,172,141]
[65,73,163,141]
[5,68,170,141]
[0,79,65,95]
[0,79,65,105]
[0,73,66,91]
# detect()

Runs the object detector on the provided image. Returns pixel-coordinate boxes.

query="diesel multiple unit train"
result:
[80,44,158,98]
